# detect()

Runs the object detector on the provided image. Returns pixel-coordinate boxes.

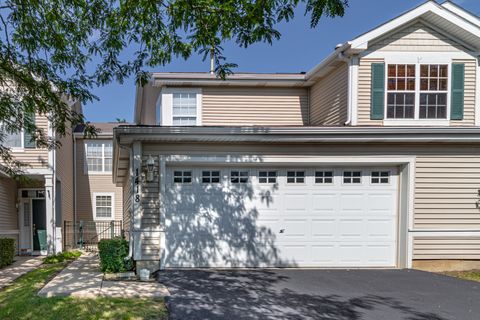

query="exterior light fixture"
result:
[146,155,155,182]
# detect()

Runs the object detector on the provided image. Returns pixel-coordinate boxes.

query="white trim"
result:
[348,56,359,126]
[159,87,202,126]
[84,140,113,174]
[441,2,480,28]
[476,59,480,126]
[0,230,20,235]
[350,2,480,50]
[383,119,450,126]
[92,192,115,221]
[363,51,477,61]
[411,231,480,237]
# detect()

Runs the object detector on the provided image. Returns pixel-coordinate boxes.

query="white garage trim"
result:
[158,155,415,269]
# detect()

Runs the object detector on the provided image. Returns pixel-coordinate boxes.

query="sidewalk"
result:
[0,256,44,290]
[38,252,169,298]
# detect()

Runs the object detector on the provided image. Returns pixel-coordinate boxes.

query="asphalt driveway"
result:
[159,269,480,320]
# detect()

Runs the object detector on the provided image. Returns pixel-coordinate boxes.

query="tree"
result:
[0,0,348,174]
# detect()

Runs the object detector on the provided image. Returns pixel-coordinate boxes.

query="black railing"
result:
[64,220,123,251]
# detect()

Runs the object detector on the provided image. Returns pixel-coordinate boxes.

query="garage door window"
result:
[202,171,220,183]
[259,171,277,184]
[343,171,362,184]
[287,171,305,184]
[231,171,249,184]
[174,170,192,184]
[371,171,390,184]
[315,171,333,184]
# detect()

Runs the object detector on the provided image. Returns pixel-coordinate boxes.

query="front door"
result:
[32,199,47,252]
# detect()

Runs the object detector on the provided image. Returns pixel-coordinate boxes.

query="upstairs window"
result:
[157,88,202,126]
[386,64,449,120]
[172,93,197,126]
[85,141,112,173]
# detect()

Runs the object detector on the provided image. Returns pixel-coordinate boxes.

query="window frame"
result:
[342,170,362,185]
[173,170,193,184]
[230,170,249,184]
[92,192,115,221]
[370,170,391,185]
[84,140,113,175]
[258,170,278,184]
[286,170,306,184]
[201,170,221,184]
[157,88,203,126]
[383,59,452,125]
[315,170,334,184]
[0,123,24,150]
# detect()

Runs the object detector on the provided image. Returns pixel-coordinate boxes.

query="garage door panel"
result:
[165,166,398,268]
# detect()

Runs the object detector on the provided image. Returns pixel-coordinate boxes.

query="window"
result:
[387,64,416,119]
[85,141,112,173]
[202,170,220,183]
[93,193,114,220]
[315,171,333,184]
[371,171,390,184]
[173,170,192,184]
[343,171,361,184]
[287,171,305,184]
[231,171,249,184]
[420,65,448,119]
[259,171,277,184]
[172,93,197,126]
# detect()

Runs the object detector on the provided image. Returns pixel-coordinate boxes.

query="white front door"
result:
[18,200,33,252]
[164,166,399,268]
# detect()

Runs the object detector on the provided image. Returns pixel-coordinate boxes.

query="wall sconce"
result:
[146,155,155,182]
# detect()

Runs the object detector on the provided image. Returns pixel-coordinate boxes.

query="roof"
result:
[74,122,129,137]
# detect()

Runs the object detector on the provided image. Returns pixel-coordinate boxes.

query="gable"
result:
[369,22,469,53]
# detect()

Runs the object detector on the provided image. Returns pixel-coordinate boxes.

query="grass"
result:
[443,270,480,282]
[0,261,168,320]
[43,250,82,264]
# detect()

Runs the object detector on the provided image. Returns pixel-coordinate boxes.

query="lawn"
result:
[0,261,168,320]
[443,270,480,282]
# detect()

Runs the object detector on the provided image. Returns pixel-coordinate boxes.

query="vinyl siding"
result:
[10,114,50,168]
[122,171,132,239]
[202,87,309,126]
[75,139,123,221]
[357,58,384,126]
[0,176,17,231]
[140,156,160,229]
[55,129,74,223]
[309,63,349,126]
[369,22,466,52]
[413,237,480,260]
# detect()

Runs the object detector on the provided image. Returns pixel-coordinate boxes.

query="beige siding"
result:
[415,156,480,230]
[202,87,308,126]
[75,139,123,221]
[451,59,476,126]
[357,58,384,126]
[369,22,466,52]
[0,176,17,231]
[309,63,348,126]
[140,156,160,229]
[139,84,162,125]
[55,129,74,223]
[122,172,132,239]
[414,237,480,260]
[10,114,50,168]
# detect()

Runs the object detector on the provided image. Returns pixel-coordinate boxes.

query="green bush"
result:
[0,238,15,268]
[43,250,81,264]
[98,238,133,273]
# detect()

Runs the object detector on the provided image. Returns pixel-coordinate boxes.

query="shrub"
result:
[0,238,15,268]
[43,250,81,264]
[98,238,133,273]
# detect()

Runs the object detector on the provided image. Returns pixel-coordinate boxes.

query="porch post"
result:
[132,142,142,260]
[44,174,55,255]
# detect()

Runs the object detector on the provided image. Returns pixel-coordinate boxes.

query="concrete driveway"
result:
[159,269,480,320]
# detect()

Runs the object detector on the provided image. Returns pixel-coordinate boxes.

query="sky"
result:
[82,0,480,123]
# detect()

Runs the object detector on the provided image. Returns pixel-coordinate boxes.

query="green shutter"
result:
[23,112,35,148]
[450,63,465,120]
[371,63,385,120]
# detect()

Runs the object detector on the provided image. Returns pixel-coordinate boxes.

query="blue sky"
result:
[83,0,480,123]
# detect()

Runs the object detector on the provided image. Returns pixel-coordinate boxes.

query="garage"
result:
[163,166,399,268]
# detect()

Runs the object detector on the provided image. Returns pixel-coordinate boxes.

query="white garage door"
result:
[164,167,398,268]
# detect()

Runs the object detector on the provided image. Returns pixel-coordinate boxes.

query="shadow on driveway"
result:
[159,269,480,320]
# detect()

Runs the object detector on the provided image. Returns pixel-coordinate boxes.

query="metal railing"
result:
[64,220,123,251]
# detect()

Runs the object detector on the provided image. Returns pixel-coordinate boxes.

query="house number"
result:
[134,168,140,203]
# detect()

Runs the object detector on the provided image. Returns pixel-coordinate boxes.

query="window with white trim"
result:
[157,88,202,126]
[386,64,449,120]
[287,170,305,184]
[172,93,197,125]
[259,171,277,184]
[202,170,220,183]
[371,171,390,184]
[85,141,112,173]
[173,170,192,184]
[93,193,114,220]
[343,171,361,184]
[315,171,333,184]
[231,171,249,184]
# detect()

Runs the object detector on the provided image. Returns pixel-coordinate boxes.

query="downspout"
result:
[118,141,134,261]
[73,133,77,245]
[337,52,352,126]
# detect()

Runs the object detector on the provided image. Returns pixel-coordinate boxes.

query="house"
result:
[0,101,124,254]
[113,1,480,272]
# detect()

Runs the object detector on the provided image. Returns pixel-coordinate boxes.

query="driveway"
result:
[159,269,480,320]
